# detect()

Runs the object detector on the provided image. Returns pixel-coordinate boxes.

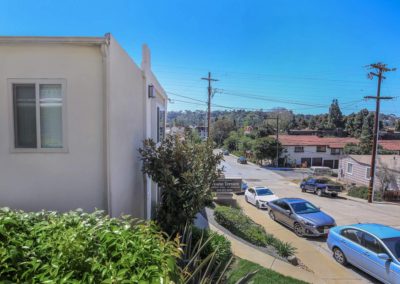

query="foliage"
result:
[347,185,382,201]
[328,99,343,128]
[214,206,296,258]
[226,258,309,284]
[224,131,241,152]
[0,208,181,283]
[212,118,236,146]
[180,224,233,284]
[139,135,223,234]
[396,119,400,131]
[343,142,364,155]
[253,137,282,165]
[359,112,375,154]
[376,158,398,192]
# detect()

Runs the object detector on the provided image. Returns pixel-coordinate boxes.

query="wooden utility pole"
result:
[365,63,395,203]
[201,72,218,139]
[266,115,280,167]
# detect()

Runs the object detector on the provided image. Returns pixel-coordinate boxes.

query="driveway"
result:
[220,153,400,283]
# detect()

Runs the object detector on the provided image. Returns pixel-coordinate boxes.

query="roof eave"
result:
[0,36,108,46]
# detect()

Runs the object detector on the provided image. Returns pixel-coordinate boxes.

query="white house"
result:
[279,135,358,168]
[0,34,167,219]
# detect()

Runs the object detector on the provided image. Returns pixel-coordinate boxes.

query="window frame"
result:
[294,146,304,153]
[156,103,166,143]
[8,78,68,153]
[316,145,327,152]
[346,162,353,175]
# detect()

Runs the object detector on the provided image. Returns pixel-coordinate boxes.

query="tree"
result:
[328,99,344,128]
[376,158,397,193]
[212,118,235,146]
[224,131,240,152]
[359,113,375,154]
[139,136,223,234]
[353,109,369,138]
[343,142,363,155]
[252,137,282,165]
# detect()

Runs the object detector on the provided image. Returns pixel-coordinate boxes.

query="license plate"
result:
[324,229,330,234]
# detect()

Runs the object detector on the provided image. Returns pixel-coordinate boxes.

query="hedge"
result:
[214,206,296,257]
[0,208,181,283]
[348,185,382,201]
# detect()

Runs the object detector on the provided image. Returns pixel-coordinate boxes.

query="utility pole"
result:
[201,72,218,139]
[266,115,280,167]
[365,62,395,203]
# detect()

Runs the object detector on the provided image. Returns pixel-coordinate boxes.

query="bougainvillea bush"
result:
[0,208,182,283]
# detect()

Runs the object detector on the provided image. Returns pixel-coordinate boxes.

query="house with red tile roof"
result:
[278,135,358,168]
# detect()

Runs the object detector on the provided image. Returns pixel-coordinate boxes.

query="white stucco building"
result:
[0,34,166,219]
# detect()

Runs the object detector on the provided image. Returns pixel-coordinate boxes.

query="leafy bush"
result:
[214,206,296,258]
[347,186,382,201]
[191,226,232,271]
[0,208,181,283]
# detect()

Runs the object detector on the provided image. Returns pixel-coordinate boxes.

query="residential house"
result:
[279,135,358,168]
[338,155,400,191]
[378,140,400,155]
[0,34,167,219]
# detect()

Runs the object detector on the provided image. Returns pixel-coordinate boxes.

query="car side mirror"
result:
[285,210,291,215]
[377,253,391,262]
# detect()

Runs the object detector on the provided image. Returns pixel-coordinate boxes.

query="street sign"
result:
[211,178,242,193]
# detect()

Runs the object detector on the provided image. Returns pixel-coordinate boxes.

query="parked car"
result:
[268,198,336,237]
[300,177,342,197]
[237,156,247,164]
[223,150,230,156]
[327,224,400,283]
[245,187,279,209]
[307,166,332,176]
[241,180,248,193]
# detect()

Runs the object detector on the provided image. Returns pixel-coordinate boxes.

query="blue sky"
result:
[2,0,400,115]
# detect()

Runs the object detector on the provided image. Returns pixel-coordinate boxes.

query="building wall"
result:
[338,157,370,186]
[0,43,107,212]
[107,36,146,218]
[283,145,341,167]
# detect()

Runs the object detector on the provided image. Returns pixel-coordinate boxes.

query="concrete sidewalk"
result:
[195,212,317,283]
[235,196,369,283]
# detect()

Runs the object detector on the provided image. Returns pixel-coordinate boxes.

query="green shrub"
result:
[348,186,382,201]
[214,206,296,258]
[0,208,181,283]
[191,226,232,270]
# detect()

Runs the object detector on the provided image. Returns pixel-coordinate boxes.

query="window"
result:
[157,106,165,142]
[294,146,304,153]
[347,163,353,174]
[366,167,371,180]
[316,145,326,152]
[11,80,66,151]
[363,233,385,254]
[331,148,341,155]
[341,229,362,245]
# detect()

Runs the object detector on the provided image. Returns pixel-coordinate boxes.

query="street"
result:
[221,153,400,283]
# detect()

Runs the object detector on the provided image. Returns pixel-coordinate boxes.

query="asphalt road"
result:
[220,153,400,283]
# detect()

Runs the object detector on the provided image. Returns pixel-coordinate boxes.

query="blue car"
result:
[300,177,342,197]
[327,223,400,283]
[268,198,336,237]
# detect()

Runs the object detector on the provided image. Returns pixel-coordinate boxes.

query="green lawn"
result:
[226,258,309,284]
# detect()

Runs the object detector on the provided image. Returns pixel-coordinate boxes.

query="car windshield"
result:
[291,202,320,214]
[256,188,273,196]
[382,237,400,260]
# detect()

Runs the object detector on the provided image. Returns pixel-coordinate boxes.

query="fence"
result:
[383,190,400,202]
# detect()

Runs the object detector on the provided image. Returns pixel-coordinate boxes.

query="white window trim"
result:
[8,78,68,153]
[156,103,165,144]
[365,167,371,180]
[347,162,353,175]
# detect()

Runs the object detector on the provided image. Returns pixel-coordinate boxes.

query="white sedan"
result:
[245,186,279,209]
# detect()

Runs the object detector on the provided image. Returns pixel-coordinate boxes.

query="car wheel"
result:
[269,211,276,221]
[256,201,260,209]
[317,189,323,197]
[301,186,306,192]
[333,247,348,266]
[331,193,338,198]
[294,222,304,237]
